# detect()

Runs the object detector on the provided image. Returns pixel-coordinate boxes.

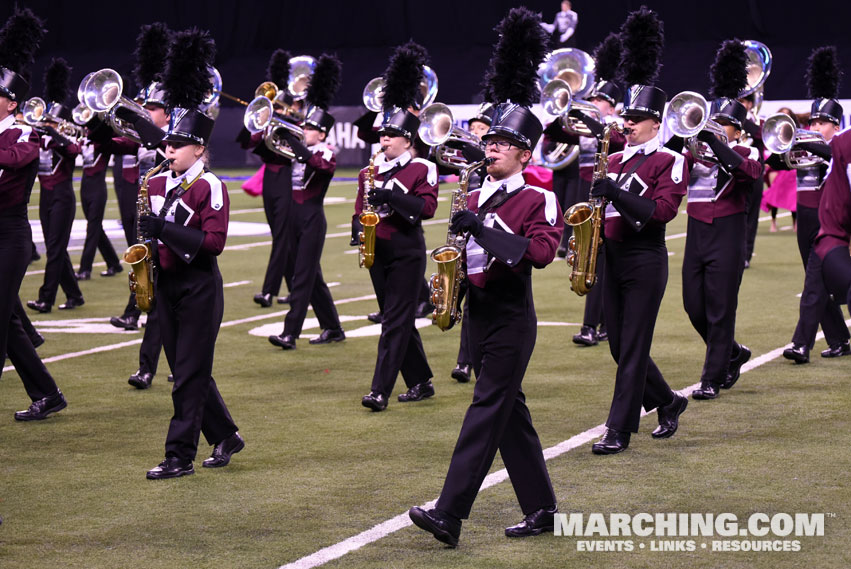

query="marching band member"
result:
[589,8,689,454]
[540,1,578,49]
[140,30,242,479]
[26,58,85,314]
[0,8,67,421]
[781,47,850,363]
[681,41,762,400]
[355,41,438,412]
[410,8,561,545]
[268,54,346,350]
[815,126,851,311]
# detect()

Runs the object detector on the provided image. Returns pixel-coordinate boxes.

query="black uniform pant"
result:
[79,171,120,272]
[0,212,60,400]
[603,238,675,433]
[744,176,764,262]
[582,241,606,329]
[15,300,40,346]
[138,307,164,375]
[113,164,138,248]
[682,214,746,386]
[368,230,432,397]
[552,160,581,248]
[456,296,471,365]
[436,277,556,520]
[283,203,341,336]
[157,261,237,461]
[261,165,293,297]
[38,181,82,305]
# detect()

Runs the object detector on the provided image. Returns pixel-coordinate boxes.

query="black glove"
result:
[664,135,685,153]
[350,217,363,246]
[742,118,761,139]
[459,143,486,164]
[367,188,393,207]
[450,210,483,236]
[702,135,744,172]
[569,110,605,139]
[590,178,621,201]
[43,126,72,148]
[696,129,717,144]
[281,130,313,162]
[794,141,832,161]
[138,214,165,239]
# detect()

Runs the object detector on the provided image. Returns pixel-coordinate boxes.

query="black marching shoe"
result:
[58,297,85,310]
[268,333,296,350]
[128,369,153,389]
[592,429,630,455]
[253,292,273,307]
[505,506,558,538]
[692,382,720,400]
[26,299,51,313]
[361,391,387,412]
[367,311,383,324]
[409,507,461,547]
[309,328,346,345]
[14,392,67,421]
[651,393,688,439]
[721,343,751,389]
[203,432,245,468]
[74,270,91,281]
[596,327,608,342]
[556,244,568,258]
[277,295,290,304]
[167,374,174,382]
[415,301,436,319]
[146,457,194,480]
[572,326,598,347]
[398,380,435,402]
[451,363,472,383]
[100,265,123,277]
[821,341,851,358]
[110,314,139,330]
[782,344,810,364]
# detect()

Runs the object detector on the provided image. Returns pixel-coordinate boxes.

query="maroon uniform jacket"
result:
[0,116,39,212]
[354,150,438,239]
[37,134,80,190]
[465,172,563,288]
[684,142,761,223]
[815,128,851,259]
[147,158,229,271]
[292,142,335,205]
[603,135,688,241]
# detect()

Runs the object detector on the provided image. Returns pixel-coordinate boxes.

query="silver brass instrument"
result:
[243,95,305,160]
[287,55,316,100]
[358,150,382,269]
[740,40,772,116]
[22,96,84,138]
[418,102,484,170]
[361,65,438,112]
[79,68,159,144]
[201,66,222,119]
[539,48,601,138]
[664,91,728,163]
[762,112,826,168]
[538,78,581,170]
[429,157,493,331]
[72,103,95,126]
[124,158,172,313]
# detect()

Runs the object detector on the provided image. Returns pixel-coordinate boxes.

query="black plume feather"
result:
[383,40,429,111]
[133,22,170,88]
[162,28,216,110]
[709,39,748,99]
[306,54,342,110]
[618,6,664,86]
[44,57,71,104]
[266,49,291,88]
[482,7,549,106]
[593,33,622,82]
[807,46,842,100]
[0,7,47,74]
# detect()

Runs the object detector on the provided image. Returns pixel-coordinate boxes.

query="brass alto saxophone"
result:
[429,157,492,331]
[123,159,172,312]
[358,149,382,269]
[564,122,623,296]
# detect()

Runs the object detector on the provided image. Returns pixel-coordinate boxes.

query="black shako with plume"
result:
[0,7,47,102]
[378,40,429,139]
[708,39,749,129]
[267,49,291,90]
[590,32,623,106]
[618,6,667,121]
[481,6,549,150]
[162,28,217,146]
[44,57,72,119]
[134,22,170,106]
[806,46,843,125]
[305,54,342,133]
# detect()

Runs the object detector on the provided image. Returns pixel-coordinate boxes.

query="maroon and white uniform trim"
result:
[0,115,39,212]
[685,142,761,223]
[816,128,851,259]
[292,142,335,205]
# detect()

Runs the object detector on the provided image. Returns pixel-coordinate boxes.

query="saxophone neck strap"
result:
[156,171,204,219]
[476,184,527,220]
[614,152,651,189]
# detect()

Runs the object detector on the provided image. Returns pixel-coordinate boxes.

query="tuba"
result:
[664,91,728,163]
[358,150,382,269]
[429,157,493,330]
[418,102,484,170]
[124,159,172,312]
[762,112,826,168]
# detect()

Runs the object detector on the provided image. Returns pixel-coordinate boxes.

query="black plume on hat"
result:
[306,54,342,110]
[266,48,291,88]
[162,28,216,110]
[594,32,622,83]
[44,57,71,105]
[382,40,428,112]
[134,22,171,88]
[482,6,549,107]
[618,6,664,86]
[807,46,842,100]
[0,7,47,77]
[709,39,748,99]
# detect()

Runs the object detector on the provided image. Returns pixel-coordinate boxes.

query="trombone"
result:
[361,65,438,112]
[663,91,728,163]
[78,68,159,145]
[762,112,826,169]
[243,95,305,160]
[417,102,484,170]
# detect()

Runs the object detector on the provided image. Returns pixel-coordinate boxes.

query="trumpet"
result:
[362,65,438,112]
[243,95,305,160]
[664,91,727,163]
[79,68,159,145]
[762,112,826,168]
[418,102,484,170]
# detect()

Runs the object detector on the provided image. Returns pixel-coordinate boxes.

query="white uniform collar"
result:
[478,171,526,206]
[622,134,661,162]
[166,158,205,193]
[377,150,412,174]
[0,114,17,134]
